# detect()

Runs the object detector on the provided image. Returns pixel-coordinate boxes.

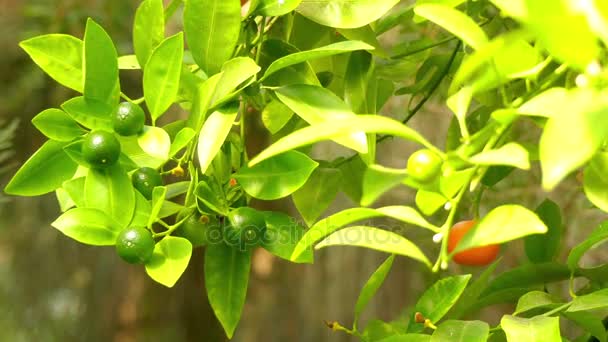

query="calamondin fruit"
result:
[115,227,155,264]
[407,149,442,183]
[81,130,121,168]
[223,207,266,251]
[131,167,163,200]
[175,211,222,247]
[113,101,146,136]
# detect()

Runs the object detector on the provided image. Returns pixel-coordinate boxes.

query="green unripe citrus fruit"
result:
[175,213,222,247]
[113,102,145,136]
[223,207,266,251]
[132,167,163,200]
[115,227,155,264]
[407,149,442,183]
[81,130,121,168]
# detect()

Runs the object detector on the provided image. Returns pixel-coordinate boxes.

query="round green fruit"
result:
[113,102,145,136]
[407,149,442,183]
[175,213,222,247]
[115,227,155,264]
[132,167,163,200]
[223,207,266,251]
[81,130,121,168]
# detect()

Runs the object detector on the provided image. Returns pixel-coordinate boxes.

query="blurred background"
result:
[0,1,605,341]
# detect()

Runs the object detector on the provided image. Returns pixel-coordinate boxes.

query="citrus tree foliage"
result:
[5,0,608,340]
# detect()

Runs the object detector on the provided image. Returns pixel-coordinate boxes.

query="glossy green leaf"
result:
[525,199,562,263]
[363,320,410,341]
[262,100,294,134]
[118,135,166,169]
[567,221,608,270]
[197,102,238,174]
[354,255,395,329]
[568,289,608,312]
[296,0,400,28]
[186,73,223,131]
[19,34,83,92]
[292,167,341,226]
[584,152,608,213]
[85,164,135,228]
[166,181,190,199]
[137,126,171,162]
[338,26,388,57]
[431,320,489,342]
[562,311,607,342]
[257,0,301,16]
[481,263,571,298]
[517,88,568,117]
[378,334,431,342]
[468,142,530,170]
[61,96,113,130]
[262,41,374,81]
[451,205,547,254]
[291,205,436,261]
[56,188,75,212]
[210,57,261,107]
[83,19,119,105]
[169,127,196,158]
[275,84,367,151]
[195,180,228,216]
[205,243,251,339]
[513,291,559,315]
[415,189,447,216]
[184,0,241,75]
[361,164,408,207]
[501,315,560,342]
[51,208,122,246]
[145,236,193,288]
[148,186,167,227]
[130,191,152,227]
[158,201,185,219]
[118,55,141,70]
[415,4,488,49]
[5,140,77,196]
[260,211,313,264]
[344,50,373,113]
[234,151,318,200]
[338,155,366,203]
[133,0,165,67]
[249,115,435,166]
[315,226,431,266]
[448,261,499,319]
[144,32,184,122]
[31,108,86,142]
[540,89,608,190]
[62,176,86,208]
[413,275,471,329]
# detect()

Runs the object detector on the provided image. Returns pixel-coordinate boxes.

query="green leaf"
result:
[205,243,251,339]
[525,199,562,263]
[118,135,166,169]
[584,152,608,213]
[361,164,407,207]
[562,311,608,342]
[158,201,185,220]
[260,211,313,264]
[513,291,559,316]
[131,191,152,227]
[292,167,342,226]
[19,34,83,92]
[85,164,135,228]
[481,263,571,298]
[468,142,530,170]
[567,289,608,313]
[378,334,431,342]
[315,226,431,266]
[568,221,608,270]
[501,315,560,342]
[56,188,75,212]
[61,96,113,131]
[517,88,568,117]
[118,55,141,70]
[63,176,86,208]
[290,205,436,261]
[169,127,196,158]
[262,100,294,134]
[51,208,122,245]
[414,4,488,49]
[210,57,261,107]
[31,108,86,142]
[262,41,375,81]
[184,0,241,75]
[415,189,447,216]
[197,102,238,174]
[363,320,410,341]
[186,73,223,131]
[338,26,388,58]
[447,261,500,319]
[234,151,318,200]
[83,19,119,105]
[133,0,165,67]
[148,186,167,227]
[540,89,608,190]
[451,205,547,254]
[144,32,184,122]
[257,0,301,16]
[249,115,435,166]
[344,50,373,113]
[296,0,400,28]
[338,155,366,203]
[145,236,193,288]
[275,84,367,151]
[413,275,471,328]
[431,320,489,342]
[195,180,228,215]
[137,126,171,161]
[5,140,78,196]
[354,255,395,329]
